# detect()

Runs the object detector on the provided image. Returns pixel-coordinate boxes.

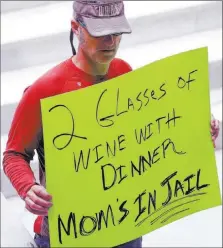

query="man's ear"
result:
[71,19,79,37]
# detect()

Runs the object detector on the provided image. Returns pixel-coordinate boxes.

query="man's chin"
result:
[95,53,116,64]
[94,48,118,62]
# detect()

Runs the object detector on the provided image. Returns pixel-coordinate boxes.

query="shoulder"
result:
[110,58,133,76]
[24,58,72,100]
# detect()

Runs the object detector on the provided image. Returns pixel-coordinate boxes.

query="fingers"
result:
[210,118,220,148]
[32,185,52,201]
[211,119,220,130]
[25,185,53,216]
[212,136,216,148]
[25,196,51,215]
[211,119,220,138]
[25,199,48,216]
[214,119,220,128]
[27,190,52,209]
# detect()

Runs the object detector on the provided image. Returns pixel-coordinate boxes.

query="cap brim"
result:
[82,15,132,37]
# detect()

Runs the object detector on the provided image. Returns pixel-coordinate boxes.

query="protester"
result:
[3,0,220,247]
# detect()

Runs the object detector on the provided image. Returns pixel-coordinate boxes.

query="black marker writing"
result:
[101,163,128,191]
[131,137,186,178]
[161,169,209,207]
[196,169,210,190]
[73,149,91,172]
[96,89,114,127]
[73,134,126,172]
[118,200,129,224]
[95,205,116,231]
[58,213,77,244]
[177,69,198,90]
[135,108,182,145]
[57,201,130,244]
[134,190,146,222]
[161,171,178,206]
[79,216,97,236]
[95,83,167,128]
[116,88,128,117]
[49,104,87,150]
[134,189,156,224]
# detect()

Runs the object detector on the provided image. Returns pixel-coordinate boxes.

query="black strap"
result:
[69,28,76,55]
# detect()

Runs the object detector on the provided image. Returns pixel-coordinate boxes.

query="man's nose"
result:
[103,35,115,45]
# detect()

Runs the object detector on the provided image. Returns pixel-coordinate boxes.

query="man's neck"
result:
[72,49,110,79]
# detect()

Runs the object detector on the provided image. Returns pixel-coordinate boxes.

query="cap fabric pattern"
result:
[73,0,132,37]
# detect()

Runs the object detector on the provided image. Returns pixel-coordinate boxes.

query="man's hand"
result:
[211,117,220,148]
[25,185,52,216]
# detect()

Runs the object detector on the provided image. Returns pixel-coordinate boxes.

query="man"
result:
[3,0,220,248]
[3,0,142,247]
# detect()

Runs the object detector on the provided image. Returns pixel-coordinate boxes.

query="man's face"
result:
[77,23,122,64]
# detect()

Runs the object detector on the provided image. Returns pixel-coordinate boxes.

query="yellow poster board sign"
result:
[41,47,222,247]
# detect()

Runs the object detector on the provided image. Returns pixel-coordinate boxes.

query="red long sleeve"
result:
[3,153,36,199]
[2,83,42,199]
